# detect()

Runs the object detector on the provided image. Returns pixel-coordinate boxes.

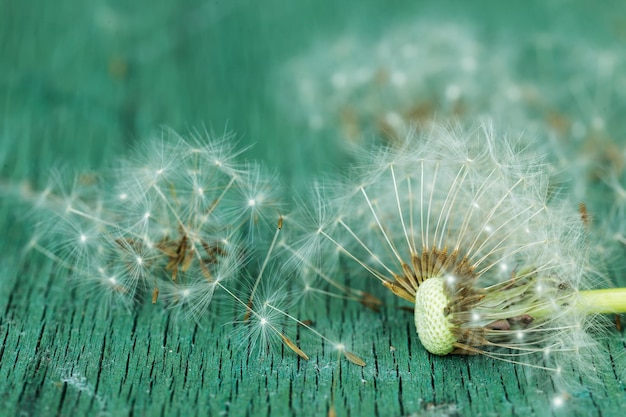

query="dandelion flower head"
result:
[304,121,609,385]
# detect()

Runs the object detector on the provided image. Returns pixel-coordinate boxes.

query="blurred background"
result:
[3,0,624,184]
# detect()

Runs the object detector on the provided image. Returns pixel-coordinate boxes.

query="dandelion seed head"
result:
[24,128,278,326]
[301,120,606,383]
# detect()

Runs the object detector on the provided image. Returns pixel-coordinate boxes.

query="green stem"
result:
[576,288,626,314]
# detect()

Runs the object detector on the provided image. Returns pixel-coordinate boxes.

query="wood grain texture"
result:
[1,1,626,416]
[2,248,625,417]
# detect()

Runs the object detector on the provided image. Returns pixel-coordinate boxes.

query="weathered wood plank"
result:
[1,246,625,417]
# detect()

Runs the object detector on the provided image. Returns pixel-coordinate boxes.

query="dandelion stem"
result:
[576,288,626,314]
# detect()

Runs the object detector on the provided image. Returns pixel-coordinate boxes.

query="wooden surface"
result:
[1,1,626,416]
[2,247,626,417]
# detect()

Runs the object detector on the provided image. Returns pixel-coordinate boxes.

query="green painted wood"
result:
[2,1,626,416]
[2,248,626,417]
